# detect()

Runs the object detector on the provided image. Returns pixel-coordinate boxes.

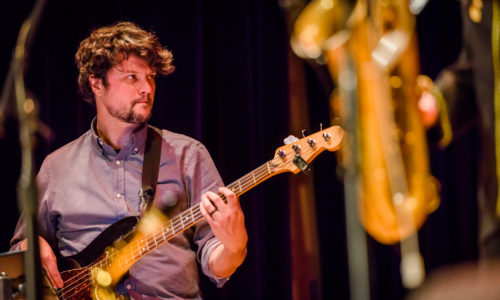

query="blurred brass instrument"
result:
[292,0,439,288]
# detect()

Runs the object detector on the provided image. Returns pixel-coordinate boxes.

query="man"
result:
[419,0,500,260]
[10,21,248,299]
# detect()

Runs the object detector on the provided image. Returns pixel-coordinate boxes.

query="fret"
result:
[152,231,158,247]
[96,257,103,269]
[252,171,256,184]
[170,221,175,234]
[242,179,250,191]
[238,180,243,193]
[90,269,96,285]
[116,259,123,269]
[100,253,108,267]
[125,246,131,261]
[134,245,141,259]
[129,245,137,260]
[123,247,134,260]
[179,213,185,229]
[190,209,195,224]
[162,224,167,241]
[184,215,190,227]
[123,254,128,266]
[137,240,142,256]
[140,238,149,253]
[266,162,271,174]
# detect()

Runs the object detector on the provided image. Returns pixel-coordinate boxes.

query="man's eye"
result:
[128,74,136,80]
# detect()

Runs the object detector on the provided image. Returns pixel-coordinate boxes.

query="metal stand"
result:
[0,0,48,299]
[338,56,371,300]
[0,273,13,300]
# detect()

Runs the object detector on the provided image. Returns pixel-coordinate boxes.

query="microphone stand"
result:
[0,0,48,299]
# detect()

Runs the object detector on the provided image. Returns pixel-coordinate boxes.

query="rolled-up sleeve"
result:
[184,141,230,287]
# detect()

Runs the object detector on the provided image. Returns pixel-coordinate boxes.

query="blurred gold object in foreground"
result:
[292,0,440,245]
[106,208,169,287]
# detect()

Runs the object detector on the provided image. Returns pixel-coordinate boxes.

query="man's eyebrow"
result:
[113,66,156,75]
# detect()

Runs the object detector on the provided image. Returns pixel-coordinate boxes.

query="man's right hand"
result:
[20,236,64,289]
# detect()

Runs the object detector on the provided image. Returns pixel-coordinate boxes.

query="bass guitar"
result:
[49,126,344,300]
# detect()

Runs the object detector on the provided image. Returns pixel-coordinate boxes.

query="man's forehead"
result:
[113,55,156,73]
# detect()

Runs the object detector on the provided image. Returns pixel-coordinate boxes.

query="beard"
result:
[107,99,153,124]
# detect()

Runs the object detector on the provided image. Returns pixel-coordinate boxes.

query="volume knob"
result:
[93,267,112,287]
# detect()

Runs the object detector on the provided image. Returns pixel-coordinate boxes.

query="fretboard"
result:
[105,159,279,282]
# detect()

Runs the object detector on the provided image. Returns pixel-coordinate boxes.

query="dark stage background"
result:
[0,1,474,299]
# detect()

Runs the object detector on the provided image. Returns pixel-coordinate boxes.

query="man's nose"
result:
[139,78,154,94]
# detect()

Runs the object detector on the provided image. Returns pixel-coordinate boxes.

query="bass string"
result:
[54,138,326,298]
[53,164,281,298]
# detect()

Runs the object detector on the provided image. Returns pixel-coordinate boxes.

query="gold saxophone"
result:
[291,0,440,245]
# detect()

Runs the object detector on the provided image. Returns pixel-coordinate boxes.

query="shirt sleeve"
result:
[10,156,58,251]
[184,141,230,287]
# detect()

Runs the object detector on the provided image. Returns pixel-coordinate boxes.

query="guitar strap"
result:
[138,125,163,212]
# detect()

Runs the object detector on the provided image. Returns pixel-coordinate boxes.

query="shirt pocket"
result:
[153,181,186,215]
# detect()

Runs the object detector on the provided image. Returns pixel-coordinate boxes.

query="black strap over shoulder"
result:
[139,125,163,211]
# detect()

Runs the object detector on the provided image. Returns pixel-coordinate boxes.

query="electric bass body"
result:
[55,217,139,300]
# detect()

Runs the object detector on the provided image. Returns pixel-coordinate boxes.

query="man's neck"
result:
[96,118,143,151]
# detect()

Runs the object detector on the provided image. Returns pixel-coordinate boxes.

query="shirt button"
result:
[134,147,139,153]
[116,193,122,198]
[115,160,121,165]
[98,140,103,145]
[126,284,131,290]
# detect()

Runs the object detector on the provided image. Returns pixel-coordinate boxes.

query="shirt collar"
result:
[90,117,148,160]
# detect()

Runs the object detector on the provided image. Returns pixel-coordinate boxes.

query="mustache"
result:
[134,97,153,105]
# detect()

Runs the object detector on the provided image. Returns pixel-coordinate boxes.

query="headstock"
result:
[272,125,344,174]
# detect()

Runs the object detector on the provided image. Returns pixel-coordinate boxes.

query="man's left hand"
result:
[200,187,248,255]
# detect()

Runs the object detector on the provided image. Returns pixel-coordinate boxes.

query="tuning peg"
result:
[277,149,286,158]
[307,138,316,147]
[322,132,331,141]
[284,135,299,145]
[292,144,301,154]
[301,129,307,138]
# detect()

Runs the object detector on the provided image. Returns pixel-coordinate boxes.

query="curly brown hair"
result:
[75,21,175,104]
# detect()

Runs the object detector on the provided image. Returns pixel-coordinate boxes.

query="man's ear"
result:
[89,75,103,97]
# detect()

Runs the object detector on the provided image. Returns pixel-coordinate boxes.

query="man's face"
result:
[95,54,157,124]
